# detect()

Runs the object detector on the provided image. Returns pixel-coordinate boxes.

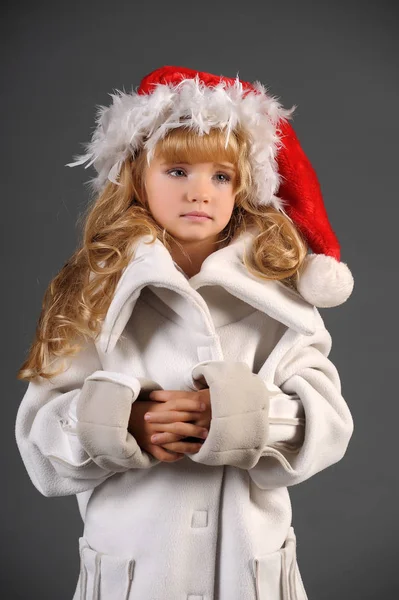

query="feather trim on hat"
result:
[66,74,295,210]
[65,66,354,308]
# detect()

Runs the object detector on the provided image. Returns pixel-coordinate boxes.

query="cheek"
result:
[220,192,236,217]
[147,177,178,204]
[148,198,169,224]
[146,181,180,221]
[145,178,163,205]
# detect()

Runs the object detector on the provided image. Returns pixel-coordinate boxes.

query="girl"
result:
[15,65,354,600]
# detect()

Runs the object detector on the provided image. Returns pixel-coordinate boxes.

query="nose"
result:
[187,176,211,203]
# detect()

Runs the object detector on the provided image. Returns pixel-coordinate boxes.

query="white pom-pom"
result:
[297,254,354,308]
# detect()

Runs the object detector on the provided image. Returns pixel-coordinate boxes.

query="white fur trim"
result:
[65,74,295,209]
[297,254,354,308]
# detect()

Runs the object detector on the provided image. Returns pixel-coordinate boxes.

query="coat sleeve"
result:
[186,313,354,488]
[15,340,160,498]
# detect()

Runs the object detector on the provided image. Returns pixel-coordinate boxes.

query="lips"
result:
[182,212,211,218]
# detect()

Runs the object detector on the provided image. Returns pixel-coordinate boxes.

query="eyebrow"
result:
[161,161,236,173]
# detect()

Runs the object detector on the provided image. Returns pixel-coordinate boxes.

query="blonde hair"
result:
[17,124,308,382]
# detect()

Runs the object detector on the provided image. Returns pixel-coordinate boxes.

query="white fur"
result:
[65,74,295,209]
[297,254,354,307]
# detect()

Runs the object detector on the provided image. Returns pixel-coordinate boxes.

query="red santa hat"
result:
[66,65,354,308]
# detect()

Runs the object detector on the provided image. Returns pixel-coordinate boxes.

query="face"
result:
[143,153,237,246]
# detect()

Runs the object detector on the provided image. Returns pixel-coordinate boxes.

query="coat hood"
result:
[98,228,318,354]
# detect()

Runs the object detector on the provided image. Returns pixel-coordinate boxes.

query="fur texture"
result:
[297,254,354,308]
[66,74,295,210]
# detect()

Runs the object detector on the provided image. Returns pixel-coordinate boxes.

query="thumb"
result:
[148,390,169,402]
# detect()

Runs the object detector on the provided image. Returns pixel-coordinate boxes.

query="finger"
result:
[151,398,206,413]
[151,432,186,444]
[150,432,203,446]
[150,392,206,411]
[161,440,204,454]
[149,444,185,462]
[169,399,207,412]
[145,410,204,423]
[157,422,209,439]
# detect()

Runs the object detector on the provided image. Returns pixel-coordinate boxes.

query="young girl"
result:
[15,65,354,600]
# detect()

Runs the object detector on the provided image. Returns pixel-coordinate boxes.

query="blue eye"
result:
[167,169,231,184]
[216,173,231,183]
[167,168,185,177]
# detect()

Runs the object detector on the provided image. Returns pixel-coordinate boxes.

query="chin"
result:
[175,231,209,242]
[172,224,210,238]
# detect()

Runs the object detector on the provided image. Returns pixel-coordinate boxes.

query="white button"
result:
[197,345,213,361]
[191,510,208,528]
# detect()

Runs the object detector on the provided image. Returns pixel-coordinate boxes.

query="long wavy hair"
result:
[17,124,308,382]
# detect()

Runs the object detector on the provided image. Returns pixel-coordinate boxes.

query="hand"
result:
[128,390,210,462]
[147,388,212,453]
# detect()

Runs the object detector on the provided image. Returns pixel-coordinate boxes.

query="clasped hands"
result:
[128,388,212,463]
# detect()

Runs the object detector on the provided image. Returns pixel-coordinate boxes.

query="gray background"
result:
[3,0,398,598]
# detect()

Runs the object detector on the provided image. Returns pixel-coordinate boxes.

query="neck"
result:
[169,236,227,278]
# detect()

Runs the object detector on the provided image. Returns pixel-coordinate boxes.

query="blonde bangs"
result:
[153,126,241,168]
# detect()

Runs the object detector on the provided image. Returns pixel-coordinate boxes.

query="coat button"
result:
[197,345,214,361]
[191,510,208,528]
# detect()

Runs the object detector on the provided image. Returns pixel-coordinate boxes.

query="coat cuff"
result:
[76,370,160,471]
[186,361,281,469]
[84,370,141,396]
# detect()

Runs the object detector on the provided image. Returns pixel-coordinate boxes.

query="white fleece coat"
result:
[15,229,354,600]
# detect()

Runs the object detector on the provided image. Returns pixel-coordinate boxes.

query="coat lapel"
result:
[189,230,318,335]
[98,229,317,354]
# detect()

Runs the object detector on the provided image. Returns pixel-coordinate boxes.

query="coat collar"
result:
[98,228,317,354]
